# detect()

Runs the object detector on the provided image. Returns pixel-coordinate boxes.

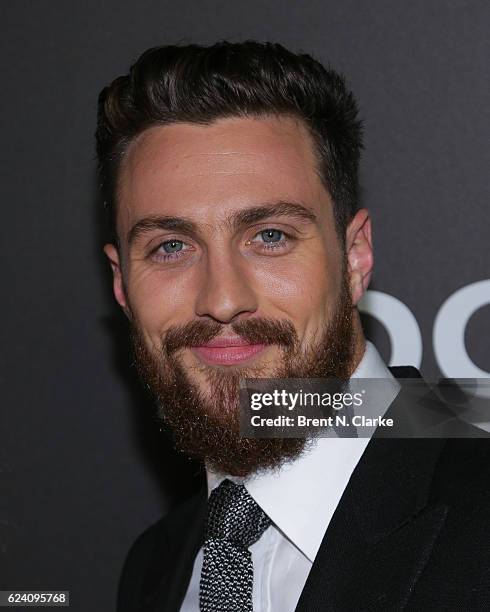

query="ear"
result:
[345,209,374,306]
[103,243,132,319]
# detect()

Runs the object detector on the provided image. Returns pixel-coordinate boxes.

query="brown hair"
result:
[96,40,363,242]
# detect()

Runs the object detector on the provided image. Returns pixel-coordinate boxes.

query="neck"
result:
[349,310,367,376]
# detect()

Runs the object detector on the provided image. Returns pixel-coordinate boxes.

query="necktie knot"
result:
[205,479,271,549]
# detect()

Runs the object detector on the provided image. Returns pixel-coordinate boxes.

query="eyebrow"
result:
[128,216,196,246]
[229,201,317,231]
[127,201,318,246]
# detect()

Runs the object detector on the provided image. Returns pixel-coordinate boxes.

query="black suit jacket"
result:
[117,368,490,611]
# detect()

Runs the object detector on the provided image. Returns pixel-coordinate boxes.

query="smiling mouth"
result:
[190,336,268,365]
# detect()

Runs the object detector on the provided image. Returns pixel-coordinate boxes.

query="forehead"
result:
[116,114,330,232]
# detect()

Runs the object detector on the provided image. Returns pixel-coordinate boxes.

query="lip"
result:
[191,337,267,365]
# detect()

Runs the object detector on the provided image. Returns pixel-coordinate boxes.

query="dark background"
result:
[2,2,488,610]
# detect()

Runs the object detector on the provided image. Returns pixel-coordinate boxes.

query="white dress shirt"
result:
[180,341,400,611]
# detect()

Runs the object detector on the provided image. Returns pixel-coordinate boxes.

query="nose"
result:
[194,249,258,324]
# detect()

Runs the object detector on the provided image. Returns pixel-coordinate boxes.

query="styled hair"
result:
[96,40,363,243]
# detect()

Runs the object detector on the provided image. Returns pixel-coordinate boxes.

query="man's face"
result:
[105,115,371,475]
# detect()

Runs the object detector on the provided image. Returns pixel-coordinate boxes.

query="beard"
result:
[130,269,356,477]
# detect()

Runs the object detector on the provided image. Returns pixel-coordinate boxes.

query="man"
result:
[96,41,490,611]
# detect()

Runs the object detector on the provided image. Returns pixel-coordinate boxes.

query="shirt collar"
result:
[206,340,400,562]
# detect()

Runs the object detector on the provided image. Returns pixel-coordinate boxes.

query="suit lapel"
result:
[295,371,449,611]
[141,489,207,612]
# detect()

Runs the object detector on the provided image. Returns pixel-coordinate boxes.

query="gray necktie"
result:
[199,479,271,611]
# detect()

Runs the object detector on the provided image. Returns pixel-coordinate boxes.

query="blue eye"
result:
[260,229,284,243]
[247,228,292,253]
[162,240,184,253]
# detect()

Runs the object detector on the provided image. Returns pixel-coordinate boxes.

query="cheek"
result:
[125,266,195,333]
[251,246,341,322]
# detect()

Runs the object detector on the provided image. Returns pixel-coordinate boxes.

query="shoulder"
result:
[117,488,206,612]
[432,438,490,500]
[411,439,490,605]
[428,438,490,552]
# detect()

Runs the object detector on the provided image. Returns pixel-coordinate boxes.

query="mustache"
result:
[163,318,299,355]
